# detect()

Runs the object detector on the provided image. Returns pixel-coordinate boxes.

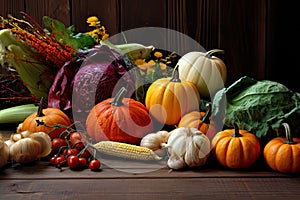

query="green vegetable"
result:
[100,39,154,61]
[0,29,52,98]
[0,104,38,124]
[212,76,300,141]
[43,16,96,50]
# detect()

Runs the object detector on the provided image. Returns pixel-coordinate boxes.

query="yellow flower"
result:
[154,51,163,59]
[101,33,109,41]
[87,16,99,23]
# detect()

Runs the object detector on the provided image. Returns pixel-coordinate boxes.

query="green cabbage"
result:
[212,76,300,141]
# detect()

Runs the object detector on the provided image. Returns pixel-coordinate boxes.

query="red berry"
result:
[89,159,101,171]
[68,155,80,170]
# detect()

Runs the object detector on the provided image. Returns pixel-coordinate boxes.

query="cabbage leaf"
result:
[212,76,300,141]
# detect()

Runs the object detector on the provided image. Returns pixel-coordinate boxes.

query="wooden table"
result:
[1,128,300,200]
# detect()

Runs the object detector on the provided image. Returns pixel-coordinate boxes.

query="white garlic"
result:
[9,138,42,163]
[167,151,185,170]
[29,132,52,158]
[140,130,172,151]
[167,127,211,169]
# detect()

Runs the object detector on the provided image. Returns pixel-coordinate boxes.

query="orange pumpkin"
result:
[86,87,153,145]
[264,123,300,173]
[178,103,217,139]
[145,66,200,125]
[212,123,261,169]
[21,98,71,140]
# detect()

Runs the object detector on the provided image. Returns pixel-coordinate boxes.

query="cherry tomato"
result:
[70,132,86,144]
[89,159,101,171]
[51,138,67,153]
[68,155,80,169]
[73,141,85,150]
[50,155,58,165]
[81,149,92,159]
[66,148,80,157]
[55,155,66,167]
[78,157,87,168]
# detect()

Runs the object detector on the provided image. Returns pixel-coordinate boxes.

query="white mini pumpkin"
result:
[177,49,227,98]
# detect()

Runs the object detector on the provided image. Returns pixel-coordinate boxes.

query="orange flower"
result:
[159,63,167,74]
[154,51,163,59]
[101,33,109,41]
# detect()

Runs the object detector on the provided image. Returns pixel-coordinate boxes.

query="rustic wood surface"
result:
[1,128,300,200]
[0,0,299,92]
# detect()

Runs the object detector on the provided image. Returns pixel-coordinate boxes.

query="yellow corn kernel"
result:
[93,141,162,161]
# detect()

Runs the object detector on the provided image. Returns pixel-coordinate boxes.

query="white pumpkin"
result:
[177,49,227,98]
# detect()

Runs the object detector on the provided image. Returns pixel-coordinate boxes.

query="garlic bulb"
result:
[29,132,52,158]
[0,135,9,168]
[167,127,211,169]
[9,137,42,163]
[167,152,185,170]
[8,131,52,164]
[140,130,172,150]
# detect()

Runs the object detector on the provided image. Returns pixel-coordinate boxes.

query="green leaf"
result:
[42,16,96,50]
[212,76,300,141]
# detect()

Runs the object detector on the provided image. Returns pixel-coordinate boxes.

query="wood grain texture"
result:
[25,0,70,27]
[120,0,167,31]
[1,177,300,200]
[1,160,300,200]
[71,0,119,35]
[0,0,24,18]
[219,0,267,86]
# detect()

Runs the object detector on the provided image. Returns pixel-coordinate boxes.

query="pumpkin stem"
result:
[36,97,45,117]
[282,123,296,144]
[200,103,212,124]
[231,122,242,137]
[170,65,181,82]
[205,49,224,58]
[110,87,127,106]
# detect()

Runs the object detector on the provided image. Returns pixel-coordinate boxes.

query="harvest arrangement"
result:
[0,13,300,173]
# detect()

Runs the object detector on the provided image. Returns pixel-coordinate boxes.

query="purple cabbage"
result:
[47,45,136,125]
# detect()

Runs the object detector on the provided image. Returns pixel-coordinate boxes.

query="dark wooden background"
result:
[0,0,299,92]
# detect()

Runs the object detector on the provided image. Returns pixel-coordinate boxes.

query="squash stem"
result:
[170,65,181,82]
[205,49,224,58]
[283,123,296,144]
[231,122,242,137]
[110,87,127,106]
[36,97,45,117]
[200,103,211,124]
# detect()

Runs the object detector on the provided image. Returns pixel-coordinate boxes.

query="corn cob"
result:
[93,141,162,161]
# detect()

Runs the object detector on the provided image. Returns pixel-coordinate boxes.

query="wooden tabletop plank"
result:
[0,160,295,180]
[1,177,300,200]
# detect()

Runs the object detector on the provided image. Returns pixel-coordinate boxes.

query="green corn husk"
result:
[0,29,53,98]
[0,103,38,124]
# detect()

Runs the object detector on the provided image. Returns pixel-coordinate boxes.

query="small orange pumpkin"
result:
[86,87,153,145]
[263,123,300,173]
[178,103,216,139]
[21,98,71,140]
[145,66,200,125]
[212,123,261,169]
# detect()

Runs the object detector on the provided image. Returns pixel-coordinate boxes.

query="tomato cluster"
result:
[49,131,101,171]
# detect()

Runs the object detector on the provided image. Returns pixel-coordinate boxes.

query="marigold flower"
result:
[134,59,146,66]
[159,63,167,74]
[101,33,109,41]
[87,16,99,23]
[154,51,163,58]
